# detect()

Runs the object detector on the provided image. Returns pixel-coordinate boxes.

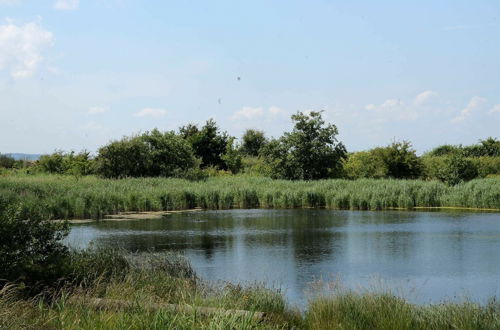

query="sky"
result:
[0,0,499,154]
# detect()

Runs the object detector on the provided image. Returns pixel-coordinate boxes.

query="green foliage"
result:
[222,137,243,174]
[96,129,196,178]
[373,141,422,179]
[180,119,229,169]
[262,111,347,180]
[427,137,500,157]
[343,151,388,179]
[35,150,95,176]
[436,152,478,185]
[0,199,69,291]
[463,137,500,157]
[240,129,267,156]
[0,154,15,169]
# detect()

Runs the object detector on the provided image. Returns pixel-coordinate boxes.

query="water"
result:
[67,209,500,307]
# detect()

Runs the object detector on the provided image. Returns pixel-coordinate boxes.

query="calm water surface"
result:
[67,209,500,307]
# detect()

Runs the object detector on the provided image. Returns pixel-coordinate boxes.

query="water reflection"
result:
[67,209,500,307]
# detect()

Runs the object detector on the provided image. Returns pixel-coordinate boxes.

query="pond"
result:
[67,209,500,308]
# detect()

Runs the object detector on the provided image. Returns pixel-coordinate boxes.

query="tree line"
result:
[1,111,499,185]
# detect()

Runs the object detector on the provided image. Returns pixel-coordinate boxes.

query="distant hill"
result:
[4,153,42,161]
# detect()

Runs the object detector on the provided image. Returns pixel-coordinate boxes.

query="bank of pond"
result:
[0,174,499,220]
[2,249,500,330]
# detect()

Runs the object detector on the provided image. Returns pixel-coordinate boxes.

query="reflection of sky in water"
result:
[66,209,500,308]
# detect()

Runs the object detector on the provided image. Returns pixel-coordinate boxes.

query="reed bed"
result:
[0,174,498,219]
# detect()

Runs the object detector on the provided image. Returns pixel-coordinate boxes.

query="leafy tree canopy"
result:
[261,111,347,180]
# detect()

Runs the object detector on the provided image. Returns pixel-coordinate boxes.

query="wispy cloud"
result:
[489,104,500,114]
[0,19,54,79]
[231,106,264,120]
[54,0,79,10]
[414,90,438,105]
[134,108,167,118]
[231,106,287,121]
[452,96,487,123]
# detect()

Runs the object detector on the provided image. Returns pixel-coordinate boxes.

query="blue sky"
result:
[0,0,499,154]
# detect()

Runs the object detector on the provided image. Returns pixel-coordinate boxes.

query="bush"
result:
[0,199,69,291]
[373,141,422,179]
[343,151,388,179]
[35,150,95,176]
[437,152,478,185]
[96,129,196,178]
[0,154,15,169]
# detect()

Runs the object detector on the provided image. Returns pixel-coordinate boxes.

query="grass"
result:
[0,174,499,219]
[1,250,499,329]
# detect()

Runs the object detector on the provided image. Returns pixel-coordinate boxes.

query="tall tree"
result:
[262,111,347,180]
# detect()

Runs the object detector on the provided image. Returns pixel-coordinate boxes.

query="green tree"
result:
[240,129,267,156]
[437,151,478,185]
[222,137,243,174]
[373,141,422,179]
[180,119,229,169]
[262,111,347,180]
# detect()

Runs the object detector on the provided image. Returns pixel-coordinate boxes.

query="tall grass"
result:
[306,290,500,330]
[1,250,500,329]
[0,174,498,219]
[0,250,299,329]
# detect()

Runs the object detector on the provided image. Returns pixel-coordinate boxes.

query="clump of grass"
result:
[0,174,498,220]
[305,287,500,330]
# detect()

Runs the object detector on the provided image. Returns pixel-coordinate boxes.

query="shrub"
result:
[373,141,422,179]
[343,151,388,179]
[437,152,478,185]
[0,154,15,169]
[96,129,196,178]
[0,199,69,291]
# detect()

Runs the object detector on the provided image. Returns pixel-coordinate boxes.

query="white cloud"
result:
[414,90,438,105]
[134,108,167,118]
[54,0,79,10]
[381,98,401,108]
[0,19,54,78]
[88,106,107,114]
[452,96,486,123]
[365,104,376,111]
[231,106,264,120]
[489,104,500,114]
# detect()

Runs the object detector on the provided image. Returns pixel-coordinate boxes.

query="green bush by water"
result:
[0,174,499,219]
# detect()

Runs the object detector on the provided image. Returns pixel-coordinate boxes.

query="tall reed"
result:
[1,174,498,219]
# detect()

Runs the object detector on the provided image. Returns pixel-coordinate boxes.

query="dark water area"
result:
[66,209,500,308]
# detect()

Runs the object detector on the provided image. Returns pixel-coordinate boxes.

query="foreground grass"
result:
[2,251,500,330]
[0,250,299,329]
[0,174,499,219]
